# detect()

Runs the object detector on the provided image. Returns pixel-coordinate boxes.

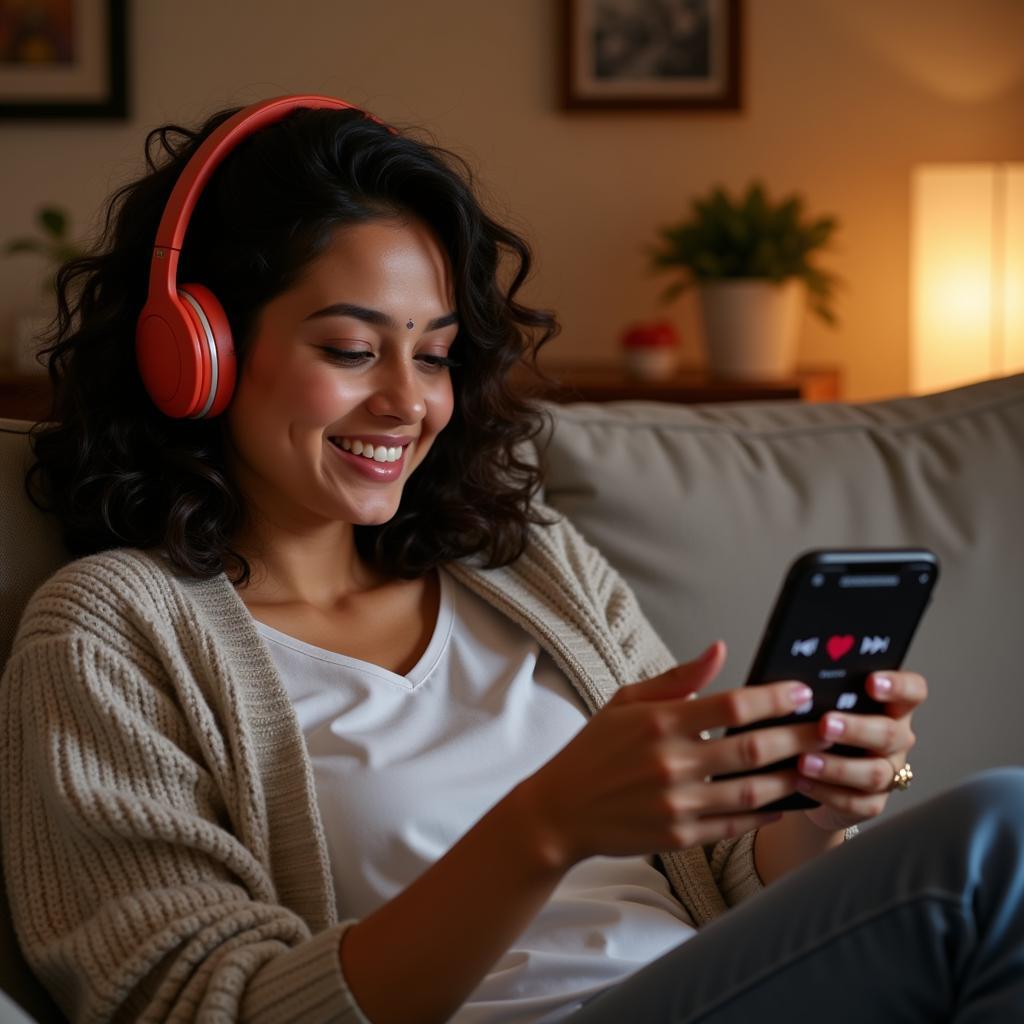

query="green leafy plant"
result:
[648,181,842,325]
[5,204,84,297]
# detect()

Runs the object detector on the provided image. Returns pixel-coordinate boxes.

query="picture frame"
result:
[562,0,742,112]
[0,0,128,120]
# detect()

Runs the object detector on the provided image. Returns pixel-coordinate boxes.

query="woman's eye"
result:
[417,354,460,371]
[317,346,458,371]
[319,347,372,364]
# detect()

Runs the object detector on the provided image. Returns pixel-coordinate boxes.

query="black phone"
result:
[712,548,940,812]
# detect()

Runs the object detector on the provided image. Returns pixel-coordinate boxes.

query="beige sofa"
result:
[2,371,1022,1019]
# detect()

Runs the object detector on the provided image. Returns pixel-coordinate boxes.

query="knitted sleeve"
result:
[527,503,679,685]
[0,575,370,1023]
[705,831,764,906]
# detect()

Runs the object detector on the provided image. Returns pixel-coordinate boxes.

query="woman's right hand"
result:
[518,640,834,872]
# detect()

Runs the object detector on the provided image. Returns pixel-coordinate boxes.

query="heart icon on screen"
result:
[826,635,855,661]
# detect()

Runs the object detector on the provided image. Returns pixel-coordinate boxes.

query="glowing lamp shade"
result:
[910,164,1024,394]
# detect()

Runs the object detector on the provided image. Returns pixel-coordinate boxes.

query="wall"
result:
[2,0,1023,400]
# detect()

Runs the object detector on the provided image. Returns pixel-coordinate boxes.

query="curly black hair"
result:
[27,101,560,584]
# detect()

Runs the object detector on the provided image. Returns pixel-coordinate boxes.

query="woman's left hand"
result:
[797,670,928,833]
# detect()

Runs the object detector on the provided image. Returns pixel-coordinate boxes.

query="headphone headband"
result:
[137,94,394,419]
[152,95,384,254]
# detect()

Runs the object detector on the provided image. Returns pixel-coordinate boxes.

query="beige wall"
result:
[2,0,1022,400]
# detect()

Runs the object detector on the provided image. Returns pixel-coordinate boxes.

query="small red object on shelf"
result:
[621,320,678,348]
[620,320,680,379]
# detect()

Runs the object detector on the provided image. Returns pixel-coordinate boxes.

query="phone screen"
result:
[716,549,939,809]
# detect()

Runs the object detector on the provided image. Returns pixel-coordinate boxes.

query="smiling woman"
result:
[26,102,557,587]
[3,96,1024,1024]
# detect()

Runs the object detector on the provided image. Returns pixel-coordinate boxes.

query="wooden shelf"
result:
[513,363,841,404]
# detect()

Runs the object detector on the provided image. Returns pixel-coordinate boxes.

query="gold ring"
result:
[891,762,913,792]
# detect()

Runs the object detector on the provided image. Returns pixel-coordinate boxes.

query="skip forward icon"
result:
[860,635,890,655]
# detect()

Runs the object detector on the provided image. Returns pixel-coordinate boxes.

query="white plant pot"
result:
[697,279,806,379]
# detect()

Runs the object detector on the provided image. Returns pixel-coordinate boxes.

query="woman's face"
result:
[225,216,458,533]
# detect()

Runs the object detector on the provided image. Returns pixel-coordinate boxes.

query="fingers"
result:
[867,670,928,719]
[615,641,727,706]
[816,709,915,756]
[677,679,818,737]
[794,773,889,821]
[797,752,900,796]
[634,668,929,737]
[696,771,802,815]
[698,721,832,776]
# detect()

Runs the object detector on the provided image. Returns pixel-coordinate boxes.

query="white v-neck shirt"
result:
[254,568,696,1023]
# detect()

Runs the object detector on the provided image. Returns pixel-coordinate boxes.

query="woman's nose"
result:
[365,359,427,422]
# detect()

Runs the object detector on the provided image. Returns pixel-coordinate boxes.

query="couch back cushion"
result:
[533,373,1024,808]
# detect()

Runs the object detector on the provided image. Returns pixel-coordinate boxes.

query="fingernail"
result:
[790,684,814,705]
[803,754,825,776]
[873,675,893,696]
[824,715,846,738]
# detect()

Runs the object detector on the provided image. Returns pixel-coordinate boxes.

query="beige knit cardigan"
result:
[1,510,767,1023]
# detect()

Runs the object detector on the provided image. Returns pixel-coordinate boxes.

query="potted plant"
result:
[648,181,840,379]
[4,205,83,373]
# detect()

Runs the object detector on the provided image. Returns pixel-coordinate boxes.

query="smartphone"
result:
[712,548,939,812]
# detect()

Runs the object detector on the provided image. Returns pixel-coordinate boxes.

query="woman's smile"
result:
[326,434,414,481]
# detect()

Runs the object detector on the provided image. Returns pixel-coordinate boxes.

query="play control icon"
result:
[836,692,859,710]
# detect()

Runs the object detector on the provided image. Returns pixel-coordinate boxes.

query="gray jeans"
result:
[565,767,1024,1023]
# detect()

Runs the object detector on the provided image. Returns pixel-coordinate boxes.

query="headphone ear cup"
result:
[136,292,205,418]
[178,283,236,418]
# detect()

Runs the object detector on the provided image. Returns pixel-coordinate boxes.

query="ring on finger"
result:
[890,761,914,792]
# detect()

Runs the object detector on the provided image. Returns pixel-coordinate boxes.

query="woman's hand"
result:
[797,670,928,832]
[519,640,835,873]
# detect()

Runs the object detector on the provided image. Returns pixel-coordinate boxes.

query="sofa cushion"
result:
[532,373,1024,808]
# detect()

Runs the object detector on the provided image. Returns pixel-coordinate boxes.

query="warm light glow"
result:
[1004,168,1024,372]
[911,163,1024,395]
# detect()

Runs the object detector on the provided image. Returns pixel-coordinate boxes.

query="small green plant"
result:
[5,204,84,297]
[648,181,841,325]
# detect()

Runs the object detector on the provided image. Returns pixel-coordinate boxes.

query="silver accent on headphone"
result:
[179,288,219,418]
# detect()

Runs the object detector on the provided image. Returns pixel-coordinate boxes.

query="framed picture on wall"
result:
[562,0,742,111]
[0,0,127,119]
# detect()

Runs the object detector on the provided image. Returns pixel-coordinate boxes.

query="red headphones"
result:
[136,94,393,418]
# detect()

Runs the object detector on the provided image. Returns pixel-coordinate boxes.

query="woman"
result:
[2,97,1022,1024]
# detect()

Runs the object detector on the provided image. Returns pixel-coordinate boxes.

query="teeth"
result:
[335,438,404,463]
